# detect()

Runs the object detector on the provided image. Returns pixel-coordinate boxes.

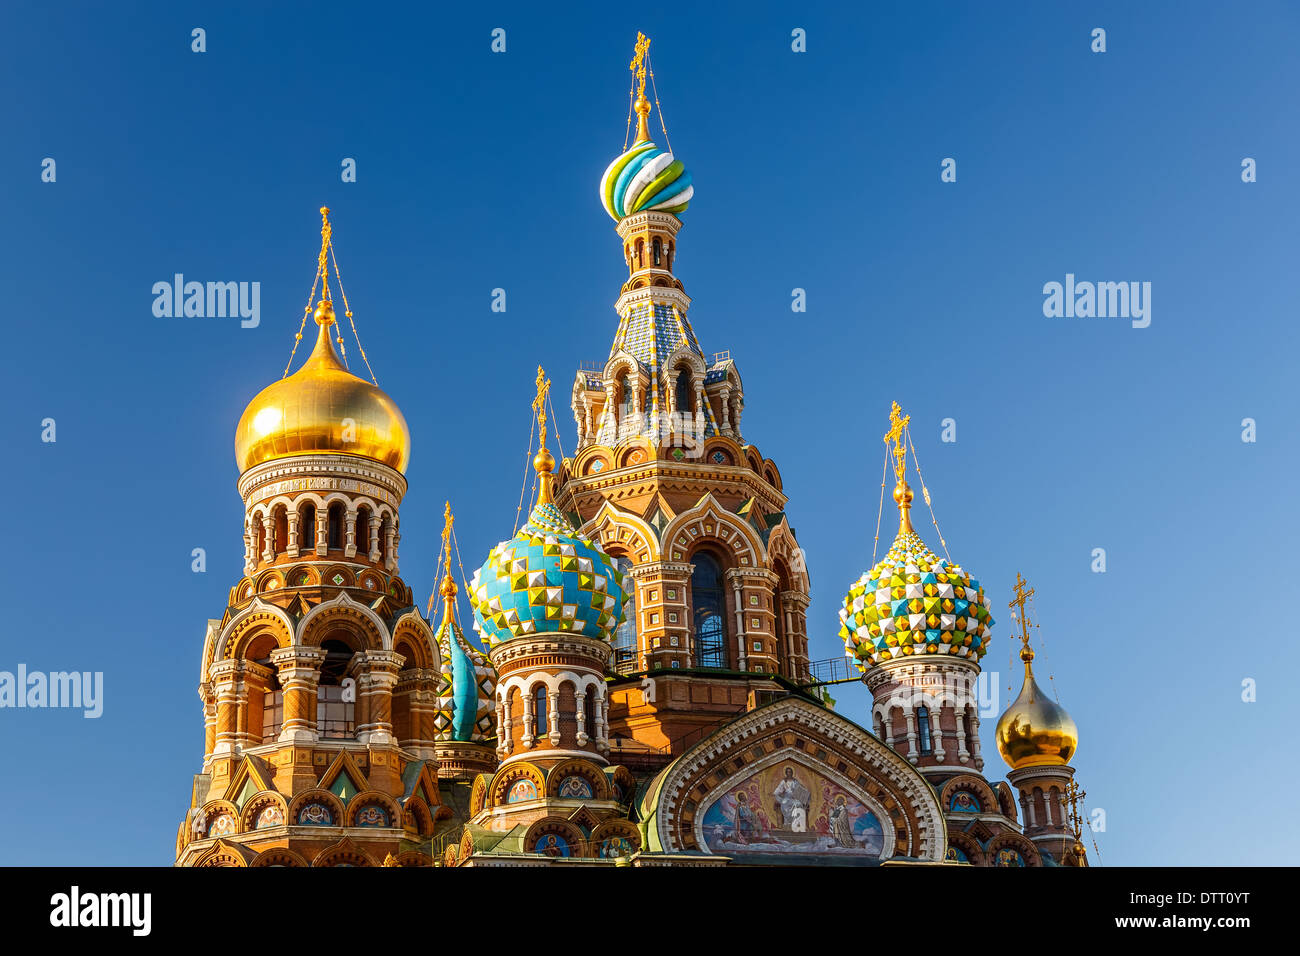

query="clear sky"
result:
[1,1,1295,865]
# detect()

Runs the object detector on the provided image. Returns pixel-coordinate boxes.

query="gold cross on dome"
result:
[630,32,650,98]
[883,401,910,484]
[1009,572,1036,648]
[533,365,551,450]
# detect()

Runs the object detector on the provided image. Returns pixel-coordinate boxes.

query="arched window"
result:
[316,639,356,739]
[965,707,977,756]
[299,503,317,551]
[378,516,389,563]
[917,705,933,755]
[254,519,266,560]
[674,370,693,415]
[273,508,288,555]
[621,374,635,416]
[327,503,344,551]
[356,508,371,555]
[611,556,638,674]
[534,686,548,736]
[584,692,596,741]
[652,238,662,266]
[691,552,727,669]
[634,238,644,269]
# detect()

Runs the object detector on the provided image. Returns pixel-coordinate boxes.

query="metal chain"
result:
[327,240,378,385]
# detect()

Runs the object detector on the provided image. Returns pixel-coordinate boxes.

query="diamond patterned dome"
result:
[838,528,994,671]
[469,501,627,648]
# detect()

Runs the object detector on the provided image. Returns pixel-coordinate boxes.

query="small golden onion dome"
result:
[234,299,410,473]
[995,648,1079,769]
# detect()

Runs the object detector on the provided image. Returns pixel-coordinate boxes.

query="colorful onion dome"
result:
[599,138,693,222]
[839,524,994,670]
[995,645,1078,769]
[839,406,993,671]
[432,572,497,744]
[469,442,627,648]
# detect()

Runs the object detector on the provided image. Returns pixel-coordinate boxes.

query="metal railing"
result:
[799,656,865,687]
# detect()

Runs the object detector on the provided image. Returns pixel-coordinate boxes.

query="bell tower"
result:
[556,34,812,762]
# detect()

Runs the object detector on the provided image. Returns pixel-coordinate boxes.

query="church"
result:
[174,34,1089,868]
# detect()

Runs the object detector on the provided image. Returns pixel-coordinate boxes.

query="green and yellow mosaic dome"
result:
[469,499,628,648]
[839,528,994,671]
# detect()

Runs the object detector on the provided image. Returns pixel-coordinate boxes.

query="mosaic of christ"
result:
[700,759,885,857]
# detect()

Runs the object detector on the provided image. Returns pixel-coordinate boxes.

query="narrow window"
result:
[535,686,548,736]
[917,705,933,755]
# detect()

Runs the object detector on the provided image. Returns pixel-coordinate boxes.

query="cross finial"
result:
[1065,779,1086,837]
[318,206,333,301]
[1009,572,1036,659]
[531,366,555,504]
[432,501,458,614]
[883,401,910,485]
[629,32,653,143]
[630,32,650,98]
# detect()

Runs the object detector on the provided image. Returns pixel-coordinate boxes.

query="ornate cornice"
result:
[239,454,407,508]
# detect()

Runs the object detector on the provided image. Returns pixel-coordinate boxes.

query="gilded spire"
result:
[532,366,555,504]
[630,32,652,144]
[884,401,914,533]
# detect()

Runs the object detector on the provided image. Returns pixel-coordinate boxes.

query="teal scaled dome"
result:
[432,585,497,743]
[599,138,693,222]
[469,498,628,648]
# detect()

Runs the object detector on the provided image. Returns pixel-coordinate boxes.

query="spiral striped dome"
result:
[599,140,693,222]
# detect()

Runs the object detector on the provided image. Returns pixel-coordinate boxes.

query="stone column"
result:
[200,684,217,760]
[548,689,562,747]
[955,707,971,764]
[270,646,326,745]
[315,509,328,556]
[287,511,300,558]
[498,697,512,756]
[903,705,918,764]
[243,519,255,575]
[209,660,246,757]
[354,650,404,746]
[522,690,535,748]
[719,384,732,435]
[383,522,398,572]
[369,519,381,563]
[575,689,588,746]
[344,508,358,558]
[261,513,275,563]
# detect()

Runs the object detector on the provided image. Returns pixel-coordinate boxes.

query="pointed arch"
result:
[579,498,661,564]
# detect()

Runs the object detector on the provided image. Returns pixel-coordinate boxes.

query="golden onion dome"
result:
[995,647,1079,770]
[234,298,410,473]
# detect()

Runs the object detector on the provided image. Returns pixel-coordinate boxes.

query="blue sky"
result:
[1,1,1295,865]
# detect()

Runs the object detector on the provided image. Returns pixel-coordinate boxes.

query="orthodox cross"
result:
[883,401,910,484]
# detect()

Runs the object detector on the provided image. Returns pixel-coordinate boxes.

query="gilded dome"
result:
[234,299,410,473]
[995,649,1079,770]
